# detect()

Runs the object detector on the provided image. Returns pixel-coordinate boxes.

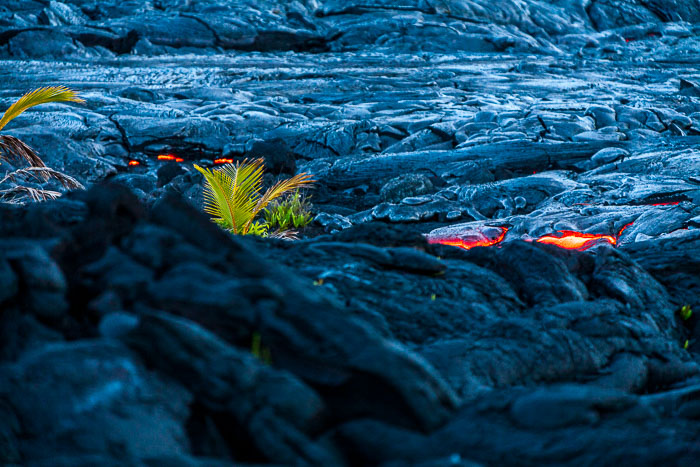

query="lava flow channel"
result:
[536,222,633,250]
[649,201,681,206]
[427,226,508,250]
[428,223,635,252]
[158,154,184,162]
[536,231,617,249]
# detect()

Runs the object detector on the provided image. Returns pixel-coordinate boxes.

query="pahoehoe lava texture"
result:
[1,1,700,466]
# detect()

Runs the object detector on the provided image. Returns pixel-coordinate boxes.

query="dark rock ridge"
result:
[1,0,700,465]
[1,183,699,466]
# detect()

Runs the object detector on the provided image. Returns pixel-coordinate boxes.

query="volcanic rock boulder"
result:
[0,184,463,465]
[0,340,193,465]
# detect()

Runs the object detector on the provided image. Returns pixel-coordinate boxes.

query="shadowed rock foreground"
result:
[1,1,700,466]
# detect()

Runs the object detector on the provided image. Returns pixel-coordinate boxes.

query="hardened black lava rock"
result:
[1,1,700,466]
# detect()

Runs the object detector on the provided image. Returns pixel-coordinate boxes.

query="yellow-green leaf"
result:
[196,159,314,237]
[0,86,84,131]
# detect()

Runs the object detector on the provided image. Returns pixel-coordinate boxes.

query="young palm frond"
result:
[194,158,314,236]
[0,86,85,195]
[195,158,265,233]
[0,86,84,131]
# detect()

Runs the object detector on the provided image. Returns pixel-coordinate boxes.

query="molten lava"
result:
[214,158,234,164]
[536,231,617,249]
[617,222,634,237]
[158,154,184,162]
[128,160,140,166]
[536,222,634,250]
[428,222,636,253]
[427,227,508,250]
[649,201,681,206]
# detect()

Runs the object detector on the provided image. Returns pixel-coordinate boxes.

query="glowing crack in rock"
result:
[427,226,508,250]
[617,222,634,237]
[128,160,140,166]
[157,154,184,162]
[213,158,234,164]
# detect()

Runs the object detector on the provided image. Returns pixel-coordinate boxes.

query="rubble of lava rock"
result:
[1,1,700,466]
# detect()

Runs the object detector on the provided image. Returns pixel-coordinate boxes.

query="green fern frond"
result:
[245,172,315,233]
[0,86,84,131]
[264,190,313,231]
[247,220,269,236]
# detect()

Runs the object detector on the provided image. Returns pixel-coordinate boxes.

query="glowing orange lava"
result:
[536,231,617,249]
[158,154,184,162]
[617,222,634,237]
[649,201,681,206]
[213,158,234,164]
[128,160,140,166]
[536,222,634,250]
[428,227,508,250]
[429,221,638,253]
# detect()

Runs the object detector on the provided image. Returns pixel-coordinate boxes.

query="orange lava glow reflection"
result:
[428,227,508,250]
[158,154,184,162]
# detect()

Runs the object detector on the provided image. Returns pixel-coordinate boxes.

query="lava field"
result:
[1,1,700,466]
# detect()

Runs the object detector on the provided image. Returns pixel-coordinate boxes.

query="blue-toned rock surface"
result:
[1,1,700,465]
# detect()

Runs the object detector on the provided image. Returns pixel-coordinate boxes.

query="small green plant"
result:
[0,86,84,202]
[679,305,693,321]
[194,158,314,236]
[263,190,313,232]
[251,332,271,364]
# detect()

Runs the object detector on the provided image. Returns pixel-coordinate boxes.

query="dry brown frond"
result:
[1,166,84,189]
[0,135,46,168]
[0,185,61,203]
[268,229,300,240]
